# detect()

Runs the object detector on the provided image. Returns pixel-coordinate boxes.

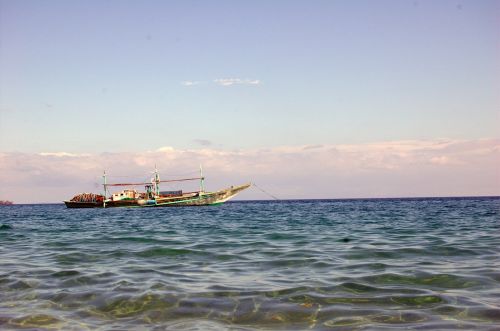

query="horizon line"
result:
[5,195,500,205]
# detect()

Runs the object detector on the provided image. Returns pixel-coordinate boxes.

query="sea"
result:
[0,197,499,330]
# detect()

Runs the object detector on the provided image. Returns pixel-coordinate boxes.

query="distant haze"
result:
[1,139,498,203]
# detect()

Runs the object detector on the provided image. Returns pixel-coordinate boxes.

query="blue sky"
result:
[0,0,499,202]
[1,0,498,153]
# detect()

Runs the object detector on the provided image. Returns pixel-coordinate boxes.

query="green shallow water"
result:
[0,197,499,330]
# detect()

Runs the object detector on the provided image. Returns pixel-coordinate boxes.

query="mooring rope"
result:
[252,183,280,201]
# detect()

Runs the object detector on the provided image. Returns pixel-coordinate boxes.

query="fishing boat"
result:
[64,167,250,208]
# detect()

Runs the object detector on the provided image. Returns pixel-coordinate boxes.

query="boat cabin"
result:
[112,189,137,201]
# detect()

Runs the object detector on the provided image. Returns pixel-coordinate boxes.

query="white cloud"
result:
[213,78,261,86]
[181,78,261,87]
[39,152,90,157]
[180,81,201,86]
[156,146,175,153]
[430,156,454,165]
[1,139,499,203]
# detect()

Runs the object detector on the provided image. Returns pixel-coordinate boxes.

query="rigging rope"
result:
[105,177,203,187]
[106,175,145,178]
[161,170,200,177]
[252,183,280,201]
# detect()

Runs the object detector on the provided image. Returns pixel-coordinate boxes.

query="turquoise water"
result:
[0,198,499,330]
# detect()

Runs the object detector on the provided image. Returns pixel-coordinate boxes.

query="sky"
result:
[0,0,499,202]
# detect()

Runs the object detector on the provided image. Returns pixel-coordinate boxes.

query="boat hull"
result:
[63,183,251,208]
[154,183,251,207]
[64,201,104,208]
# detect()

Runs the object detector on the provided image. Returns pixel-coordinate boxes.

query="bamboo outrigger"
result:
[64,167,250,208]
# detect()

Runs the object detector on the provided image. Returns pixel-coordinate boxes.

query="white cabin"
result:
[112,189,137,201]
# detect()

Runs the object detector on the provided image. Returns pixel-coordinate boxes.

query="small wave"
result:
[262,286,309,298]
[44,290,98,309]
[265,233,303,240]
[433,305,500,324]
[136,247,194,257]
[344,249,401,259]
[0,224,13,230]
[55,252,101,264]
[104,236,168,244]
[96,292,178,318]
[261,258,317,268]
[164,320,250,331]
[390,295,444,307]
[324,311,429,327]
[340,282,380,293]
[6,279,38,290]
[364,272,479,289]
[429,245,483,256]
[51,270,81,277]
[8,314,61,328]
[466,307,500,322]
[289,293,444,308]
[337,262,390,271]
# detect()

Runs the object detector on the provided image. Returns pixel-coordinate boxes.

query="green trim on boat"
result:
[121,195,209,208]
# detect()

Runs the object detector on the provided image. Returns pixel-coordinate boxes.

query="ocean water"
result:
[0,198,499,330]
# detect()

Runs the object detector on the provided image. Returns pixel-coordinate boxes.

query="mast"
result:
[199,164,205,194]
[103,170,107,208]
[154,165,160,197]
